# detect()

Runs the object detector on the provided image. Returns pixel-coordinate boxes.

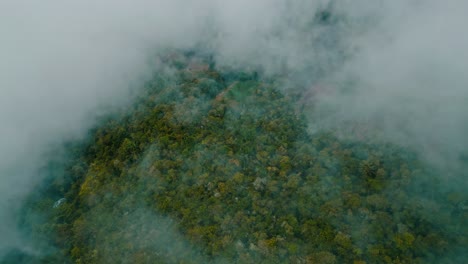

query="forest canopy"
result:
[9,53,467,264]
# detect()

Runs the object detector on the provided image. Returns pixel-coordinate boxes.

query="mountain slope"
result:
[16,53,467,264]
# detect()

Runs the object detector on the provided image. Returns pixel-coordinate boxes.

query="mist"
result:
[0,0,467,261]
[316,1,468,173]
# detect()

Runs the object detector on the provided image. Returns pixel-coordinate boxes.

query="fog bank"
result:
[1,0,467,259]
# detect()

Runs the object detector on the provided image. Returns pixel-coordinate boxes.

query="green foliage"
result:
[18,53,467,263]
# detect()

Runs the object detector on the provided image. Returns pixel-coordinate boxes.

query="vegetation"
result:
[11,53,467,263]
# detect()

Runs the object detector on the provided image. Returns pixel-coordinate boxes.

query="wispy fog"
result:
[0,0,467,259]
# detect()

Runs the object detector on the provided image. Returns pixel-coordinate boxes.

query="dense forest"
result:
[7,53,467,263]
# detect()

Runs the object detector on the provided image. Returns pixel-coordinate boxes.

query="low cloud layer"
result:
[0,0,467,259]
[318,1,468,171]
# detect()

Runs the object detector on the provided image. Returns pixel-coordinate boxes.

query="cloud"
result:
[0,0,467,259]
[314,1,468,171]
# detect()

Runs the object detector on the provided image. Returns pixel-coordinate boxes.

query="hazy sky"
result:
[0,0,467,258]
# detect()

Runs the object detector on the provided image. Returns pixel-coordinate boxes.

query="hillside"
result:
[12,53,467,264]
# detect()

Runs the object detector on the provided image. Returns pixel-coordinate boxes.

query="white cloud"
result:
[0,0,467,258]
